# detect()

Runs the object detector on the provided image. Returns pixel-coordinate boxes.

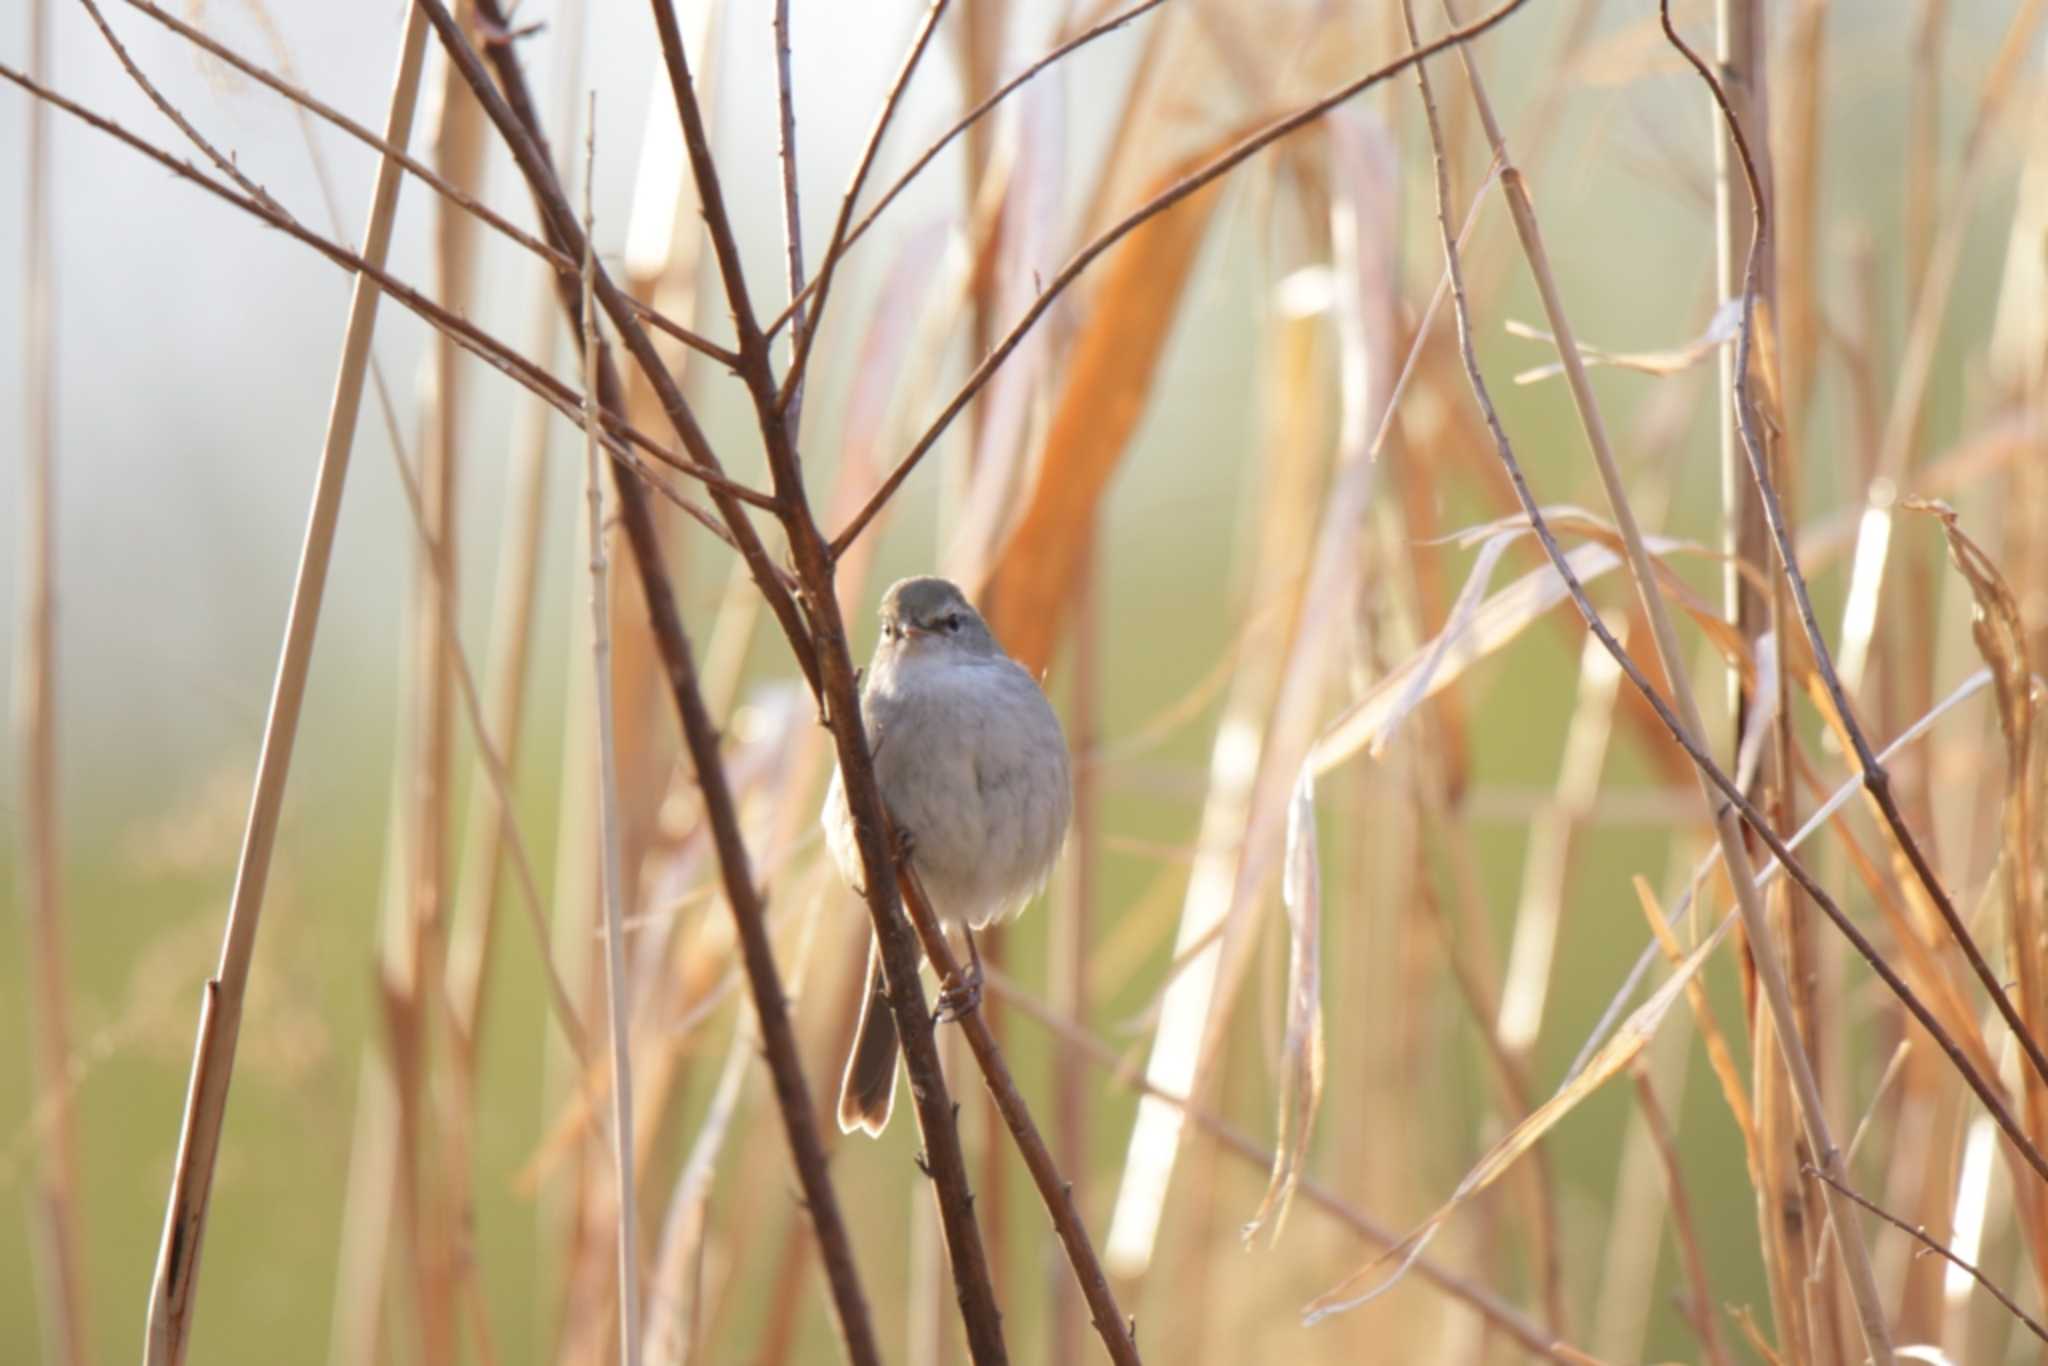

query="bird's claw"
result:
[931,962,982,1024]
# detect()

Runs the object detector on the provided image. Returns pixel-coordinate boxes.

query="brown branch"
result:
[640,3,1012,1359]
[761,0,1172,344]
[774,0,950,412]
[897,864,1141,1366]
[828,0,1537,560]
[113,0,740,370]
[1658,0,2048,1099]
[1805,1163,2048,1346]
[429,0,822,694]
[419,5,876,1361]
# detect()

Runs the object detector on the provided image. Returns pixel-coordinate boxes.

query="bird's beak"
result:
[900,624,932,641]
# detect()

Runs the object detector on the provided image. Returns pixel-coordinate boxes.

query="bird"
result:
[820,576,1073,1137]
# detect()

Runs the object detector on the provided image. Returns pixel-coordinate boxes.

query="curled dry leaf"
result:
[1507,296,1740,385]
[1311,513,1741,774]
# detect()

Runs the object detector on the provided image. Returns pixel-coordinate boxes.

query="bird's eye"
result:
[942,614,961,632]
[883,623,898,639]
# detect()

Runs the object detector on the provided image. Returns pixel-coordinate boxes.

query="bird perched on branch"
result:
[821,576,1072,1136]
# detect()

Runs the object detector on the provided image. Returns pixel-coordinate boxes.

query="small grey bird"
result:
[821,576,1072,1136]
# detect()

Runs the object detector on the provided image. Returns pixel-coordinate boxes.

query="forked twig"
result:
[828,0,1538,560]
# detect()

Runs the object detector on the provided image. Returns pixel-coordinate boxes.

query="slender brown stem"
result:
[898,865,1141,1366]
[772,0,809,434]
[828,0,1537,560]
[141,11,433,1363]
[761,0,1172,343]
[1658,3,2048,1100]
[1806,1163,2048,1346]
[775,0,950,412]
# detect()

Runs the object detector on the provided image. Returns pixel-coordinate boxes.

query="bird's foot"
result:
[932,961,982,1024]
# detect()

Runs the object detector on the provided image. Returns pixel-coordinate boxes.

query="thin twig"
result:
[431,0,822,695]
[0,61,768,527]
[1659,0,2048,1099]
[1415,2,1897,1355]
[772,0,809,434]
[1806,1163,2048,1346]
[140,11,433,1364]
[761,0,1172,343]
[582,107,645,1366]
[775,0,950,413]
[828,0,1537,560]
[898,864,1142,1366]
[112,0,739,369]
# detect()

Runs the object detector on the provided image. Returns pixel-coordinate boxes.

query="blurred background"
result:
[3,0,2043,1362]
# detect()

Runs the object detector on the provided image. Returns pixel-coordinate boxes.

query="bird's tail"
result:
[837,935,899,1136]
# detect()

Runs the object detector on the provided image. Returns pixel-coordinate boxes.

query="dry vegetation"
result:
[10,0,2048,1363]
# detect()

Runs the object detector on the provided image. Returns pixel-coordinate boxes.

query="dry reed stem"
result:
[16,0,90,1360]
[141,12,432,1362]
[581,118,644,1366]
[1416,2,1896,1355]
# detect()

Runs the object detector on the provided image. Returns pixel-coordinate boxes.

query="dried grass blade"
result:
[1312,529,1717,774]
[1242,769,1325,1247]
[1304,914,1733,1324]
